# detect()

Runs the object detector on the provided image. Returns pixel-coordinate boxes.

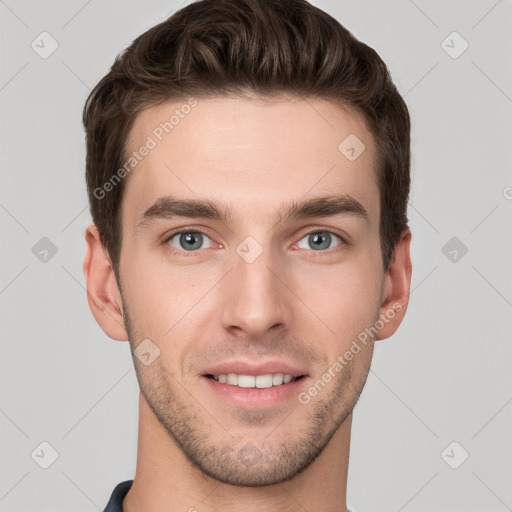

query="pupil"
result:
[310,232,330,250]
[181,232,202,250]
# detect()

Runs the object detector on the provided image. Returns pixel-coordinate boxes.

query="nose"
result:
[219,243,294,340]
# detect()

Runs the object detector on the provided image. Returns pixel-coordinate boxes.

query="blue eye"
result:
[166,231,213,251]
[297,231,343,251]
[164,229,344,255]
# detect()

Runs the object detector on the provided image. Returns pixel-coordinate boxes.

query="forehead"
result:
[122,95,379,229]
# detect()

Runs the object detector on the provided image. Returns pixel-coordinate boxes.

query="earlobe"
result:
[375,229,412,341]
[83,224,129,341]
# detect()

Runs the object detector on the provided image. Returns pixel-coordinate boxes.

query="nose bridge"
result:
[219,236,292,336]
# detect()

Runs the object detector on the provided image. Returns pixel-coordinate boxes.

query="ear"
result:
[375,229,412,341]
[83,224,129,341]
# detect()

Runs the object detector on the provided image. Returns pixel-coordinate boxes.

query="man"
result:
[82,0,412,510]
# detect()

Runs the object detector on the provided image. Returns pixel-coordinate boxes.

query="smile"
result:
[206,373,305,388]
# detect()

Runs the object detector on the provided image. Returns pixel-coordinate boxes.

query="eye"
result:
[165,230,214,252]
[296,231,343,251]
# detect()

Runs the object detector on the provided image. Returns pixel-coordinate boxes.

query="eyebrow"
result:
[137,193,370,230]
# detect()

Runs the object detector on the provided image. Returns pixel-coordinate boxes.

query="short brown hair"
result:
[83,0,410,278]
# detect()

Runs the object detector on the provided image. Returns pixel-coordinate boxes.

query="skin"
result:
[83,95,412,512]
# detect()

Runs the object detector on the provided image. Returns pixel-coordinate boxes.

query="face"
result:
[105,95,407,486]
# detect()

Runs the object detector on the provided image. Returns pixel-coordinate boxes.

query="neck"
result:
[123,392,351,512]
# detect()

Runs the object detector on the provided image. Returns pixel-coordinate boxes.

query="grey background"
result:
[1,0,511,511]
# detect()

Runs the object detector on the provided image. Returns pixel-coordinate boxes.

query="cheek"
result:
[121,247,214,343]
[120,249,173,335]
[294,257,382,345]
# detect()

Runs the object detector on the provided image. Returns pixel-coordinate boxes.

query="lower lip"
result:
[201,376,308,408]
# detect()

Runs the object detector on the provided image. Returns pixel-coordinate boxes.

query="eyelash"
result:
[162,228,347,257]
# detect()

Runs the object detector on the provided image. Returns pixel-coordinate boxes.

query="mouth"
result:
[201,371,309,409]
[204,373,307,389]
[200,361,309,408]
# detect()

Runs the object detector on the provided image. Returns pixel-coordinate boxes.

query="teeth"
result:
[272,373,284,385]
[211,373,299,388]
[227,373,238,386]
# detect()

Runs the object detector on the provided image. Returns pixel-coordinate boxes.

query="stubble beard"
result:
[122,296,374,487]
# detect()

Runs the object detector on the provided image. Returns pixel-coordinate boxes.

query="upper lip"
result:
[202,360,308,377]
